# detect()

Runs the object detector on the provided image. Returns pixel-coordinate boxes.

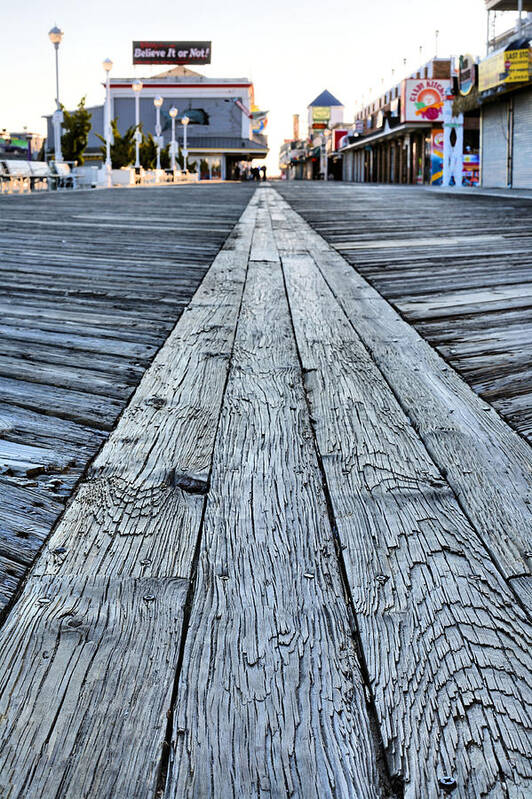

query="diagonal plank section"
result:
[267,189,532,797]
[165,197,385,799]
[269,190,532,608]
[34,200,258,581]
[0,196,259,798]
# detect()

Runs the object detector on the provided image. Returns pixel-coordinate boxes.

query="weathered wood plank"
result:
[0,195,259,794]
[35,208,259,581]
[0,322,158,358]
[279,240,532,797]
[0,556,25,609]
[166,220,383,799]
[0,338,147,381]
[276,183,532,442]
[0,375,123,430]
[0,438,76,476]
[0,184,256,608]
[0,354,135,399]
[271,189,532,598]
[0,402,106,452]
[0,575,189,798]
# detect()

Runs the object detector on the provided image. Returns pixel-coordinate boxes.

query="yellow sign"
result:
[479,48,531,92]
[312,106,330,122]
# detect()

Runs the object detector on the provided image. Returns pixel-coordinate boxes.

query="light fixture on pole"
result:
[169,106,178,172]
[321,128,330,180]
[48,25,64,163]
[102,58,113,187]
[132,79,143,170]
[181,115,190,174]
[154,95,163,175]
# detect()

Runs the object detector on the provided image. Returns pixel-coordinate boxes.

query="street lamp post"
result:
[182,116,190,174]
[321,128,330,180]
[103,58,113,187]
[48,26,64,163]
[132,79,143,170]
[169,106,178,173]
[154,96,163,178]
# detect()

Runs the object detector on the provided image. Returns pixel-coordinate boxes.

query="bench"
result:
[51,161,77,190]
[2,160,32,193]
[29,161,56,191]
[1,161,76,193]
[0,162,10,193]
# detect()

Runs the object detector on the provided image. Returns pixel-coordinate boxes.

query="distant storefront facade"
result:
[279,90,345,180]
[0,131,44,160]
[47,66,268,177]
[341,59,460,186]
[478,36,532,188]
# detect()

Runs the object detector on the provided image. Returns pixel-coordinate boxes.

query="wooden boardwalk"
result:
[276,184,532,442]
[0,186,530,798]
[0,184,255,610]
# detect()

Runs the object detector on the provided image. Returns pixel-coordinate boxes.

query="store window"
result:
[194,156,224,180]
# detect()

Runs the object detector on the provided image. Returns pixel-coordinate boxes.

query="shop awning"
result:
[340,122,432,152]
[185,136,268,156]
[485,0,532,9]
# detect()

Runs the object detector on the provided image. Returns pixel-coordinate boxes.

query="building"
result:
[279,90,345,180]
[0,130,44,160]
[478,1,532,188]
[341,58,454,184]
[279,138,307,179]
[47,66,268,178]
[341,2,531,188]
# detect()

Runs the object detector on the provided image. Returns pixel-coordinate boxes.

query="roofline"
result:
[189,146,268,153]
[110,82,252,89]
[341,121,432,150]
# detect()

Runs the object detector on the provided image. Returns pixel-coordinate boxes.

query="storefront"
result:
[479,41,532,188]
[342,123,435,184]
[341,59,455,185]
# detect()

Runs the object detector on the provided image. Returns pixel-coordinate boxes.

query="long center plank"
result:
[0,195,259,798]
[267,189,532,798]
[165,194,385,799]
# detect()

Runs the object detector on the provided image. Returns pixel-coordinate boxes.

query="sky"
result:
[0,1,498,174]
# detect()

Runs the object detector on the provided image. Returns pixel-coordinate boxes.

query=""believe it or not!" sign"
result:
[132,41,212,65]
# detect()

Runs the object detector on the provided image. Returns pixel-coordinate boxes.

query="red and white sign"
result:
[333,130,348,150]
[401,79,451,123]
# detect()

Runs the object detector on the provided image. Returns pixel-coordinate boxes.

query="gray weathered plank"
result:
[279,240,532,798]
[166,211,383,799]
[276,183,532,443]
[0,195,258,795]
[0,184,256,607]
[0,575,188,799]
[270,189,532,600]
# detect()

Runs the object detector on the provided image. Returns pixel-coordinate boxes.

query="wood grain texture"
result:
[0,195,259,797]
[271,189,532,600]
[278,241,532,798]
[35,199,258,580]
[276,184,532,444]
[0,575,188,799]
[0,184,255,609]
[166,200,384,799]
